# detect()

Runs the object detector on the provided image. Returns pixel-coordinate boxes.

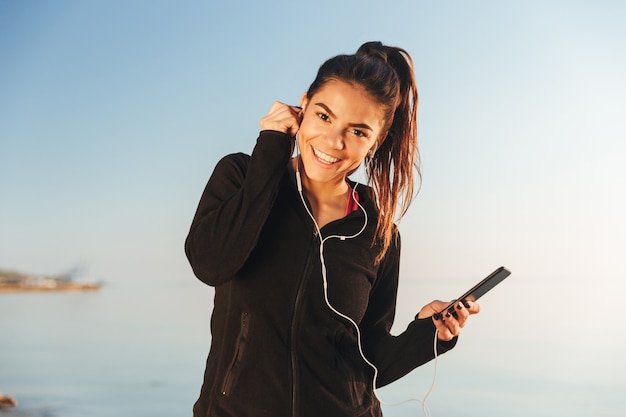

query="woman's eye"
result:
[317,112,330,122]
[351,129,367,138]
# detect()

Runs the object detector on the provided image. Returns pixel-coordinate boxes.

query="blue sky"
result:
[1,1,625,413]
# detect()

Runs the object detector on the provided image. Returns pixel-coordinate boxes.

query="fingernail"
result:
[433,313,441,320]
[445,312,451,318]
[464,301,471,309]
[456,303,463,310]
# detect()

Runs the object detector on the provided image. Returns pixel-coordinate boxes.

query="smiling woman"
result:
[184,41,480,417]
[299,43,420,262]
[295,79,384,228]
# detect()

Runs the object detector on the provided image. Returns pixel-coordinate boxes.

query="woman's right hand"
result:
[260,101,303,138]
[417,299,480,342]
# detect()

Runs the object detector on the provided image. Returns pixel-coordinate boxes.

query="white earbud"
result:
[368,143,377,158]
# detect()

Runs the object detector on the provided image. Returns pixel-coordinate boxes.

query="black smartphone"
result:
[438,266,511,316]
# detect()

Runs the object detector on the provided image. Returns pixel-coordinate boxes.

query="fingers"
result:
[432,300,480,341]
[260,101,303,137]
[467,300,480,315]
[419,299,449,319]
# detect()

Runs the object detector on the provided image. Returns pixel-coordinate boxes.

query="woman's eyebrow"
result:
[314,102,336,118]
[314,102,374,131]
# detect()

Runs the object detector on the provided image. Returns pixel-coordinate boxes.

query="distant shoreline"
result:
[0,282,101,293]
[0,267,102,294]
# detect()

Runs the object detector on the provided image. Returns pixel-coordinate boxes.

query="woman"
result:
[185,41,479,417]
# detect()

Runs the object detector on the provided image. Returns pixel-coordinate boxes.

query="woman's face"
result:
[297,79,385,186]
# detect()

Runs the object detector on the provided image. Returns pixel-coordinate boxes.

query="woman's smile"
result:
[311,146,341,165]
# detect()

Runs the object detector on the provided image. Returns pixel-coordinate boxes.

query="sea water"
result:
[1,279,623,417]
[0,280,210,417]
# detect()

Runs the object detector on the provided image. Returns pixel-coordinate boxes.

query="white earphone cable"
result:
[295,159,440,417]
[295,125,439,417]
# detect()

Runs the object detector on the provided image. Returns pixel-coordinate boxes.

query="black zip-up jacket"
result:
[185,131,456,417]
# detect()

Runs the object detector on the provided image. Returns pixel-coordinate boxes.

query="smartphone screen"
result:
[439,266,511,314]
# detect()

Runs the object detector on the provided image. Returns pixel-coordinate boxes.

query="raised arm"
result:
[185,102,303,286]
[185,130,292,286]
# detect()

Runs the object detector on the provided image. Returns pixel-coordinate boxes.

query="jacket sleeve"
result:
[185,131,293,286]
[360,232,457,387]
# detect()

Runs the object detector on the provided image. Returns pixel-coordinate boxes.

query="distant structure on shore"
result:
[0,391,17,409]
[0,267,101,293]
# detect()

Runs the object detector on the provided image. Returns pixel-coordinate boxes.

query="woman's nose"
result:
[324,128,344,150]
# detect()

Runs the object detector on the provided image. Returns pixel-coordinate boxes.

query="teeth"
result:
[313,147,339,164]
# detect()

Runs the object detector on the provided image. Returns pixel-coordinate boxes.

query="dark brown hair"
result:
[307,41,420,263]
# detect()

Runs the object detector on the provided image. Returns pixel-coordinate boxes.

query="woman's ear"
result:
[299,92,308,111]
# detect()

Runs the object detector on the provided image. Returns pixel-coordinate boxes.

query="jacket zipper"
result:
[290,231,317,417]
[221,311,250,397]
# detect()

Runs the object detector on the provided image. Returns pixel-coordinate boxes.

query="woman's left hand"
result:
[417,300,480,341]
